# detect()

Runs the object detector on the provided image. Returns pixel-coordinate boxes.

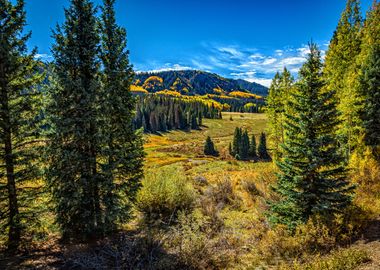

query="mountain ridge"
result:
[133,70,268,96]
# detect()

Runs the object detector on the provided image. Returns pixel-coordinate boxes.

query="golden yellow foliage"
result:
[229,91,262,99]
[143,76,164,90]
[145,76,163,84]
[156,89,182,97]
[213,86,226,95]
[130,85,149,93]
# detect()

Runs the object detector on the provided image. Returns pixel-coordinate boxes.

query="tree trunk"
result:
[5,126,20,252]
[0,63,20,252]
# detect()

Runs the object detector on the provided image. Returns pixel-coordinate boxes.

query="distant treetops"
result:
[229,128,270,161]
[134,95,222,134]
[204,128,270,161]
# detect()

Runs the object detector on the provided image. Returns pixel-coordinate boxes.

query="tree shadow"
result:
[1,230,184,270]
[0,245,64,270]
[358,217,380,244]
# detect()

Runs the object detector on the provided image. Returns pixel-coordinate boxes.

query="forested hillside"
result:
[134,70,268,96]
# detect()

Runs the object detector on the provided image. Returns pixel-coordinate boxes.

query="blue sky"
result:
[25,0,373,86]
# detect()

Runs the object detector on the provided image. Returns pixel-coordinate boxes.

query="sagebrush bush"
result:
[279,247,370,270]
[241,178,262,197]
[136,166,196,224]
[204,176,240,208]
[166,209,243,269]
[258,218,337,263]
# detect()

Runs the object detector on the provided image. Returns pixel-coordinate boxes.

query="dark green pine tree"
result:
[249,134,257,158]
[47,0,101,240]
[191,113,198,129]
[204,136,218,156]
[239,129,250,160]
[258,133,270,160]
[198,111,203,126]
[0,0,44,252]
[359,44,380,160]
[99,0,145,232]
[270,43,355,229]
[232,127,242,158]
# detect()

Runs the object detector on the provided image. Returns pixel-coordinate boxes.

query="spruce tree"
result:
[249,134,257,158]
[239,129,250,160]
[0,0,44,252]
[47,0,101,240]
[198,111,203,126]
[99,0,145,231]
[359,44,380,160]
[357,2,380,160]
[270,44,355,229]
[258,132,270,160]
[232,127,242,157]
[204,136,218,156]
[191,113,198,129]
[324,0,363,159]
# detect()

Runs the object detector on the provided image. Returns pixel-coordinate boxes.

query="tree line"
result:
[134,95,222,133]
[229,128,270,161]
[211,96,265,113]
[203,128,270,161]
[0,0,144,252]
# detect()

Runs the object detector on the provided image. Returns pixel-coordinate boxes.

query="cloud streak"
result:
[35,53,53,61]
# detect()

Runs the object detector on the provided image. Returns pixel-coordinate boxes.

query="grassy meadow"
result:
[145,112,267,166]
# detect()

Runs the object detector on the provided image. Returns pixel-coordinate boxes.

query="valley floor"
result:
[1,112,379,269]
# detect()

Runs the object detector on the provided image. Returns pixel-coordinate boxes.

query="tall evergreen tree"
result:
[257,132,270,160]
[357,1,380,160]
[324,0,363,159]
[99,0,145,231]
[249,134,257,158]
[0,0,44,252]
[239,129,250,160]
[232,127,242,158]
[47,0,101,240]
[270,44,354,229]
[359,44,380,160]
[204,136,218,156]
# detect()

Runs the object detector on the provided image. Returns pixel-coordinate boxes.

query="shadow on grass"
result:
[0,230,184,270]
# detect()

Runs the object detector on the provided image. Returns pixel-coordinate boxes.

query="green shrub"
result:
[136,166,195,224]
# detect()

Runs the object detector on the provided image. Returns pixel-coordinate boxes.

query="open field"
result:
[144,112,268,168]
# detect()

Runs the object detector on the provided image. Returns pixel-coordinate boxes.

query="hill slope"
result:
[134,70,268,96]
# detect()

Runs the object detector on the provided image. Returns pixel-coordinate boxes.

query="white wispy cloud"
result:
[217,46,244,59]
[230,71,273,87]
[137,63,194,73]
[35,53,53,61]
[275,49,284,56]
